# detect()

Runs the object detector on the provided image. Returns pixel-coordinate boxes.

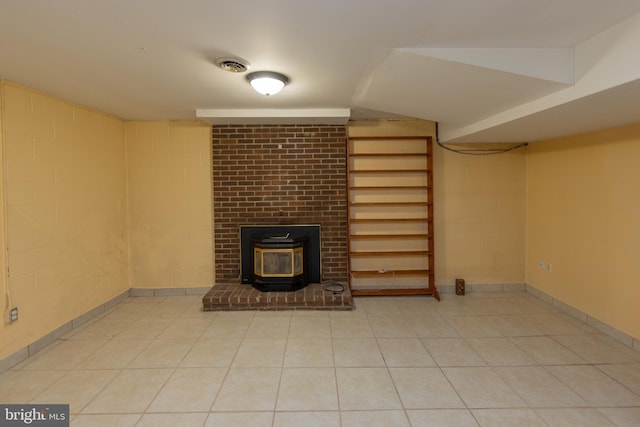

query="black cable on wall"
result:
[435,122,528,156]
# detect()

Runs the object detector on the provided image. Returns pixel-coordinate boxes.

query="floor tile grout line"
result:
[4,292,640,425]
[270,319,290,415]
[207,312,251,413]
[139,366,178,417]
[592,362,640,397]
[328,304,344,427]
[76,298,203,416]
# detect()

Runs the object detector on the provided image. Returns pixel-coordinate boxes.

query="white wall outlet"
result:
[9,307,18,322]
[546,263,553,272]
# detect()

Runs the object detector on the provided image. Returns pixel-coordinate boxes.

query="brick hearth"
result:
[203,283,352,311]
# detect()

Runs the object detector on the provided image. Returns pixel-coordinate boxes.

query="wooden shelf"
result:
[349,185,431,190]
[351,288,438,296]
[350,218,427,223]
[350,234,431,240]
[350,202,430,207]
[348,152,428,158]
[349,169,428,174]
[350,250,430,257]
[350,269,430,277]
[347,135,438,300]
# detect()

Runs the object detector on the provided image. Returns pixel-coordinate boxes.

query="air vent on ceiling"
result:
[214,57,250,73]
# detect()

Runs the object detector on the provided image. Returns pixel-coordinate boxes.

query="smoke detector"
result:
[214,57,250,73]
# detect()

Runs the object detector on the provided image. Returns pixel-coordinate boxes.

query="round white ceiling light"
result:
[246,71,289,96]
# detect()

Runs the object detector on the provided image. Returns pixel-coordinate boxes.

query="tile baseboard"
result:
[524,283,639,352]
[0,286,210,374]
[130,287,211,297]
[438,281,639,353]
[437,282,526,293]
[0,289,130,374]
[3,283,637,374]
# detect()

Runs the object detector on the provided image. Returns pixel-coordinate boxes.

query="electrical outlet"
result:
[546,263,553,272]
[9,307,18,322]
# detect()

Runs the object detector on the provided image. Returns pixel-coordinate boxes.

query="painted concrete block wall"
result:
[348,120,526,287]
[438,145,526,284]
[527,123,640,339]
[125,121,213,289]
[0,82,129,359]
[0,84,8,345]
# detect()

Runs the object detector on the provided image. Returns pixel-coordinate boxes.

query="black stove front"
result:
[251,235,307,292]
[240,225,321,292]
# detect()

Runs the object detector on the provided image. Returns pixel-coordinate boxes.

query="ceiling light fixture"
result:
[246,71,289,96]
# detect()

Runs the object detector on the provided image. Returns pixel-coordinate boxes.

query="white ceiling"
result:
[1,0,640,142]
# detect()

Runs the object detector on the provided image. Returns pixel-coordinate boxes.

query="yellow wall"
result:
[349,120,526,287]
[0,83,9,347]
[0,82,129,359]
[0,83,214,361]
[2,80,635,361]
[125,121,213,289]
[527,123,640,339]
[438,144,526,285]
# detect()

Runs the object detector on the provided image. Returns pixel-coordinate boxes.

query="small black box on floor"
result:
[455,278,465,295]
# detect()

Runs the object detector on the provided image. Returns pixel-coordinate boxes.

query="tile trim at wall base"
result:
[524,284,640,352]
[439,282,639,353]
[129,287,210,297]
[0,290,130,373]
[3,283,637,372]
[0,287,210,374]
[437,283,526,293]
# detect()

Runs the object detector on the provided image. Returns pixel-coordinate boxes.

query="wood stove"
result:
[240,225,321,292]
[251,234,307,292]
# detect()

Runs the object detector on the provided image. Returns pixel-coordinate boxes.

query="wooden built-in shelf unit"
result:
[347,136,439,299]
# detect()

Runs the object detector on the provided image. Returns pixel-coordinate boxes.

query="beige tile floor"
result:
[2,291,640,426]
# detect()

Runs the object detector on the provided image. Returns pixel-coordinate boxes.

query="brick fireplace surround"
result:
[202,124,352,311]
